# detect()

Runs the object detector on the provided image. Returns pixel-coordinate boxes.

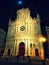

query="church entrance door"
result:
[19,42,25,56]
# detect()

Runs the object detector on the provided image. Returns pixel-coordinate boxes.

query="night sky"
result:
[0,0,49,32]
[0,0,49,57]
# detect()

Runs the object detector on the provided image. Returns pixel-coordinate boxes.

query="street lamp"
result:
[38,36,46,43]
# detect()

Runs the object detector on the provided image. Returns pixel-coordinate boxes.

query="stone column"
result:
[25,39,27,56]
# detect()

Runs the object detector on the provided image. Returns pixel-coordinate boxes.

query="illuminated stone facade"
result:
[4,8,44,59]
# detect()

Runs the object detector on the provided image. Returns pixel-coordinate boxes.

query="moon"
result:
[17,0,23,5]
[18,1,22,4]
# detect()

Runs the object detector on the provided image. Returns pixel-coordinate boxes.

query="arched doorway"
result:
[35,48,39,56]
[7,49,10,56]
[0,49,4,56]
[19,42,25,56]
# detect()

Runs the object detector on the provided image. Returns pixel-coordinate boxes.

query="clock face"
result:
[20,26,25,31]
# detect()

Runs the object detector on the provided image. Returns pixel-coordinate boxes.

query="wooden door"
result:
[19,42,25,56]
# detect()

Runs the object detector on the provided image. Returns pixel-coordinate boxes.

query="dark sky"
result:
[0,0,49,58]
[0,0,49,32]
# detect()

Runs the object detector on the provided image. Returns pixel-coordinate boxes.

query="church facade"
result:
[4,8,44,59]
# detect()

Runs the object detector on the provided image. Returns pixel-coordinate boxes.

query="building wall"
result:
[46,26,49,56]
[4,8,44,59]
[0,29,6,49]
[46,27,49,49]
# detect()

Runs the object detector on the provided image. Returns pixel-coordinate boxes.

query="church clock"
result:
[20,26,25,31]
